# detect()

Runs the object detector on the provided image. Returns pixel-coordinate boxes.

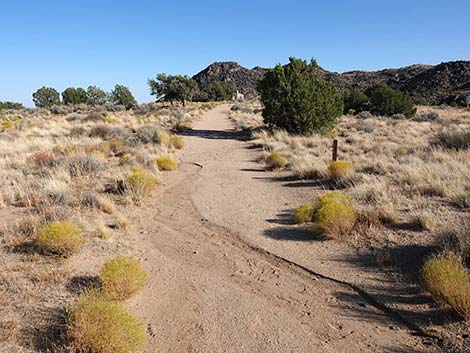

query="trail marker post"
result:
[332,139,338,162]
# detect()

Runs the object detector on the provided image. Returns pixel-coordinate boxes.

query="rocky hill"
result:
[193,60,470,106]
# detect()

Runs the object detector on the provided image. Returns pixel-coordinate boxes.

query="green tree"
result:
[86,85,108,105]
[204,81,235,101]
[343,89,368,114]
[110,84,137,108]
[365,83,416,117]
[62,87,88,105]
[148,74,199,106]
[257,57,343,134]
[1,101,24,110]
[32,87,61,108]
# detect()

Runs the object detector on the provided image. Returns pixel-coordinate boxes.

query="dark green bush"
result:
[204,81,235,101]
[32,87,61,108]
[111,85,137,109]
[343,89,368,114]
[365,83,416,118]
[62,87,88,105]
[257,57,343,135]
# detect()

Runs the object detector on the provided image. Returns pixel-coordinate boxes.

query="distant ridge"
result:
[193,60,470,106]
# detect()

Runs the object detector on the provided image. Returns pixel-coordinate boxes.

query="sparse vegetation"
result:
[125,167,157,199]
[422,252,470,319]
[68,291,147,353]
[156,156,177,171]
[328,160,353,180]
[99,256,150,300]
[293,203,314,224]
[312,191,356,238]
[265,151,287,170]
[36,221,85,257]
[170,135,185,149]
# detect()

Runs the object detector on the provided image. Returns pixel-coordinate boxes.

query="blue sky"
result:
[1,0,469,106]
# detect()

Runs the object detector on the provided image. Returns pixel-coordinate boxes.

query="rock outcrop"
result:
[193,60,470,106]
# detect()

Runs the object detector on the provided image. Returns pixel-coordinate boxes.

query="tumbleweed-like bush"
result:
[155,156,177,171]
[328,160,353,180]
[68,291,147,353]
[294,203,314,224]
[36,221,85,257]
[265,151,287,170]
[312,191,356,238]
[99,256,149,301]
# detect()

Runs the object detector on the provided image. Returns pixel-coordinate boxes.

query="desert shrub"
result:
[414,112,440,122]
[265,151,287,170]
[170,135,184,149]
[312,191,356,238]
[136,125,159,144]
[89,125,111,139]
[70,126,86,137]
[99,256,149,300]
[125,167,156,199]
[356,111,373,119]
[36,221,84,257]
[85,142,111,157]
[365,83,416,118]
[422,252,470,319]
[257,57,343,134]
[435,129,470,150]
[343,89,368,114]
[32,151,61,168]
[156,156,177,171]
[116,214,129,230]
[294,203,314,224]
[68,291,146,353]
[437,220,470,265]
[329,160,352,180]
[84,112,106,122]
[81,192,115,214]
[176,122,191,132]
[68,154,105,177]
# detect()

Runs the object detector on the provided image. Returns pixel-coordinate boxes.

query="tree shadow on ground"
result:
[66,275,101,295]
[20,306,70,352]
[263,225,324,242]
[179,128,251,141]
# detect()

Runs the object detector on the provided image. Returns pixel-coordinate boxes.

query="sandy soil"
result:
[128,105,440,352]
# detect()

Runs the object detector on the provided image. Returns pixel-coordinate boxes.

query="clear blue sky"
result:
[2,0,469,106]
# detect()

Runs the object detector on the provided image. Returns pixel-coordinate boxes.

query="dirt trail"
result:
[129,105,438,352]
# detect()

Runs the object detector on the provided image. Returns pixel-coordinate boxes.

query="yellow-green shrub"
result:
[422,253,470,319]
[294,203,314,224]
[176,123,191,131]
[312,191,355,238]
[170,136,185,149]
[99,256,149,301]
[156,156,177,171]
[328,160,352,179]
[68,291,147,353]
[266,151,287,170]
[36,221,85,257]
[125,167,156,198]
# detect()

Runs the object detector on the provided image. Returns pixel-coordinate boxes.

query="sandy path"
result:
[129,105,438,352]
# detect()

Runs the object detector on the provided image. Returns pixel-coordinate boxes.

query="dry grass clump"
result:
[125,167,157,200]
[99,256,149,301]
[328,160,353,180]
[293,203,314,224]
[265,151,287,170]
[68,291,147,353]
[156,156,177,171]
[435,128,470,150]
[170,135,185,149]
[68,154,105,177]
[116,214,129,230]
[36,221,85,257]
[312,191,356,238]
[422,252,470,319]
[437,219,470,265]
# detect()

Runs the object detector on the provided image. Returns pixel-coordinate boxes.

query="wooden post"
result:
[332,139,338,162]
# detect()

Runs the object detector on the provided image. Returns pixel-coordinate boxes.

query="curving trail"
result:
[128,105,439,353]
